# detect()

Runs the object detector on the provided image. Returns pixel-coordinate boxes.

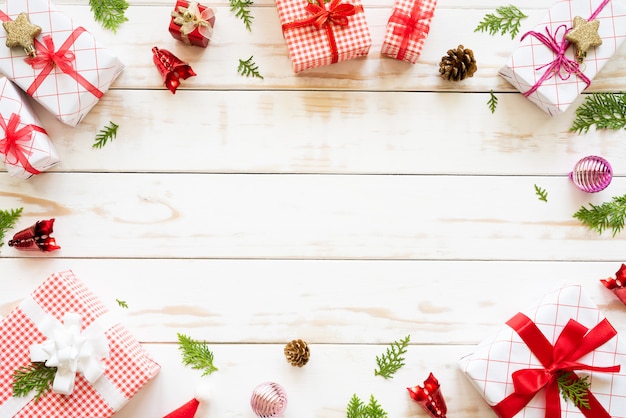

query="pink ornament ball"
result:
[569,155,612,193]
[250,382,288,418]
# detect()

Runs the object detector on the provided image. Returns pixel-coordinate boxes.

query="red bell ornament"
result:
[8,218,60,252]
[152,46,196,94]
[407,373,447,418]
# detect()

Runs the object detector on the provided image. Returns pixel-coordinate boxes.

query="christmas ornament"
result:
[152,47,196,94]
[601,263,626,305]
[439,44,477,81]
[407,372,447,418]
[2,12,42,57]
[250,382,288,418]
[284,339,310,367]
[565,16,602,63]
[163,383,211,418]
[569,155,612,193]
[8,218,60,252]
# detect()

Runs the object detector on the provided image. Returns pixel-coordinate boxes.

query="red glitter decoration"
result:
[8,218,60,252]
[407,372,447,418]
[152,46,197,94]
[601,263,626,305]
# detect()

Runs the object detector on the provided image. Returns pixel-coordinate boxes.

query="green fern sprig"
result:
[0,207,23,248]
[116,299,129,309]
[570,93,626,134]
[475,5,528,39]
[557,372,590,409]
[237,56,264,79]
[347,394,388,418]
[93,121,119,149]
[177,333,218,376]
[89,0,129,33]
[229,0,254,31]
[12,362,57,403]
[374,334,410,379]
[534,184,548,202]
[488,90,498,114]
[573,194,626,237]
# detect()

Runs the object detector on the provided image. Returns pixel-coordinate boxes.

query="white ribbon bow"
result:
[171,1,214,43]
[29,312,110,395]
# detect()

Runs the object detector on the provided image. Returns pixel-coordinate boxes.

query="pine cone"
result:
[439,45,477,81]
[284,339,310,367]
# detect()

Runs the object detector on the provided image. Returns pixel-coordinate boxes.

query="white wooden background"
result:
[1,0,626,416]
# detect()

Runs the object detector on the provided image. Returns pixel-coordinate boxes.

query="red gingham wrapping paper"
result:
[0,0,124,126]
[0,77,58,178]
[459,285,626,417]
[380,0,437,64]
[0,270,160,418]
[498,0,626,116]
[275,0,371,73]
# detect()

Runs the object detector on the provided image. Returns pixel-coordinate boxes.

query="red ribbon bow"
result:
[388,0,433,61]
[282,0,363,64]
[0,113,47,175]
[493,313,620,418]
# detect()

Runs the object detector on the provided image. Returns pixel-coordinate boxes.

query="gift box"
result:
[380,0,437,64]
[499,0,626,116]
[169,0,215,48]
[275,0,371,73]
[0,0,125,126]
[0,270,160,417]
[459,285,626,417]
[0,77,58,178]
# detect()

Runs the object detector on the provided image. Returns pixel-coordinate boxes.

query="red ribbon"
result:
[492,312,620,418]
[0,11,103,99]
[282,0,363,64]
[388,0,433,61]
[0,113,48,175]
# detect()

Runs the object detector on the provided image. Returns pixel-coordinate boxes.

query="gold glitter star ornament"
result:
[565,16,602,63]
[2,12,41,57]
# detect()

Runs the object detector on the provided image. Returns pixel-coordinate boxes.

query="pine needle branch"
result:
[557,372,590,409]
[89,0,129,33]
[93,121,119,149]
[534,184,548,202]
[177,333,218,376]
[12,362,57,403]
[238,56,264,79]
[229,0,254,31]
[116,299,128,308]
[573,194,626,237]
[488,90,498,114]
[347,394,388,418]
[0,207,23,248]
[374,334,410,379]
[475,5,528,39]
[570,93,626,134]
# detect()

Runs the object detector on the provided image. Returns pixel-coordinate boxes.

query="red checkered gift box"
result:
[380,0,437,64]
[459,285,626,417]
[0,271,160,418]
[0,0,125,126]
[499,0,626,116]
[0,77,58,178]
[275,0,371,73]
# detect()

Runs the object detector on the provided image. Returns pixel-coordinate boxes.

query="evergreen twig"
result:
[237,56,264,79]
[0,207,23,248]
[347,394,388,418]
[570,93,626,134]
[488,90,498,113]
[534,184,548,202]
[229,0,254,31]
[12,362,57,403]
[557,372,590,409]
[89,0,129,33]
[374,334,410,379]
[475,5,528,39]
[573,194,626,237]
[93,121,119,149]
[116,299,128,308]
[177,333,218,376]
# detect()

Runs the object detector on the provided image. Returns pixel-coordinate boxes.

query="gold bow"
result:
[171,2,214,44]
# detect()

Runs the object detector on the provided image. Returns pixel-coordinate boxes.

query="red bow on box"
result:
[493,312,620,418]
[388,0,433,61]
[0,113,47,175]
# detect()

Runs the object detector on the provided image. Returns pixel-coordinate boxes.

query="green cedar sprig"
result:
[534,184,548,202]
[12,362,57,403]
[347,394,388,418]
[573,194,626,237]
[93,121,119,149]
[177,333,218,376]
[488,90,498,114]
[116,298,129,308]
[237,56,264,79]
[475,5,528,39]
[374,334,410,379]
[570,93,626,134]
[89,0,129,33]
[557,372,590,409]
[0,207,23,248]
[229,0,254,31]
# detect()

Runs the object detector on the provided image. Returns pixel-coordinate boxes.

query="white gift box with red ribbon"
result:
[499,0,626,116]
[459,285,626,417]
[0,0,124,126]
[0,77,58,178]
[0,271,160,418]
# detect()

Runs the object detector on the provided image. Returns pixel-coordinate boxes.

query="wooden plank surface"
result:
[1,0,626,417]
